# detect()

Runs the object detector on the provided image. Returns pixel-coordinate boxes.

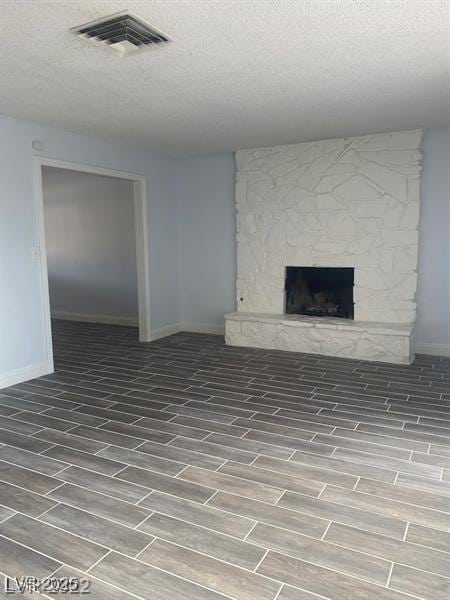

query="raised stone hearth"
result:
[225,312,414,364]
[226,130,423,363]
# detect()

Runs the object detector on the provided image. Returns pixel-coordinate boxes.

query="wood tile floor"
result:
[0,319,449,599]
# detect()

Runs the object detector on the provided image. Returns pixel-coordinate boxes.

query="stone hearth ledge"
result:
[225,312,414,364]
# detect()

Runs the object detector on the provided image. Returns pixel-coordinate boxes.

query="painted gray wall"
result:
[415,127,450,354]
[43,168,138,322]
[176,154,236,327]
[0,114,179,376]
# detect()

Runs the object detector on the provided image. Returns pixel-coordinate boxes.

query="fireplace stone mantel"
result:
[226,130,423,364]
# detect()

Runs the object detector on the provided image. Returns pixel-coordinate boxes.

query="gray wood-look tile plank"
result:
[90,550,230,600]
[56,465,149,503]
[0,417,44,436]
[405,523,450,553]
[0,460,61,494]
[138,512,265,569]
[395,471,450,497]
[276,584,332,600]
[97,421,176,445]
[137,439,225,470]
[289,449,397,483]
[411,451,450,469]
[74,403,153,424]
[244,429,334,455]
[0,394,53,414]
[320,485,450,531]
[169,436,258,464]
[0,506,15,523]
[162,404,237,424]
[249,522,391,584]
[0,513,108,571]
[206,432,295,460]
[97,445,186,476]
[103,402,175,422]
[32,427,109,454]
[330,426,429,453]
[209,491,328,539]
[0,428,54,454]
[207,396,280,415]
[0,535,61,580]
[272,408,360,430]
[43,407,109,428]
[184,399,257,420]
[10,411,77,432]
[233,417,324,440]
[130,416,210,440]
[257,551,408,600]
[68,424,148,449]
[41,504,153,557]
[357,423,450,448]
[180,465,284,503]
[356,478,450,513]
[278,490,407,539]
[252,455,358,488]
[42,445,126,476]
[139,490,255,538]
[168,414,250,437]
[0,480,57,518]
[325,522,450,578]
[118,465,215,503]
[313,432,412,460]
[49,565,139,600]
[319,408,405,428]
[218,461,324,498]
[0,406,24,418]
[48,482,150,527]
[389,563,449,600]
[332,446,442,479]
[0,445,66,475]
[139,538,281,600]
[429,444,450,458]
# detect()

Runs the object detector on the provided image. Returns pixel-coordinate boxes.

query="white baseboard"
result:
[150,323,183,341]
[51,310,138,327]
[0,362,53,390]
[414,342,450,357]
[180,322,225,335]
[150,321,225,341]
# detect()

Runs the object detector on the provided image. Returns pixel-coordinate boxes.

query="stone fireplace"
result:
[225,130,423,363]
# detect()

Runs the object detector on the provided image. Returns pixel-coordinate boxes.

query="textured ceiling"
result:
[1,0,449,156]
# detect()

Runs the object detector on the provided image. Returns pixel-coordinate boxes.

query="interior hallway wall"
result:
[176,153,236,329]
[0,114,179,384]
[43,167,138,324]
[415,127,450,355]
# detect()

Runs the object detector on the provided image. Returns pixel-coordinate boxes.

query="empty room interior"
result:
[0,1,449,599]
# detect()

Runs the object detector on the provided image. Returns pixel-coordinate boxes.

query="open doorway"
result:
[33,158,151,375]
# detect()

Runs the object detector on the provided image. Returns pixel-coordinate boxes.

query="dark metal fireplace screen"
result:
[285,266,354,319]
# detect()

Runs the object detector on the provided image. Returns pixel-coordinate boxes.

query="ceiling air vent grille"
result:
[71,11,170,56]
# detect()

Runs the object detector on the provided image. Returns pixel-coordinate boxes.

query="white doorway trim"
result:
[33,157,151,376]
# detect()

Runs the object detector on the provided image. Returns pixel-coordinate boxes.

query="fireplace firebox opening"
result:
[285,267,354,319]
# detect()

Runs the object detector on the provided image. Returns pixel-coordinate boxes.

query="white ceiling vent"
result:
[71,10,170,56]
